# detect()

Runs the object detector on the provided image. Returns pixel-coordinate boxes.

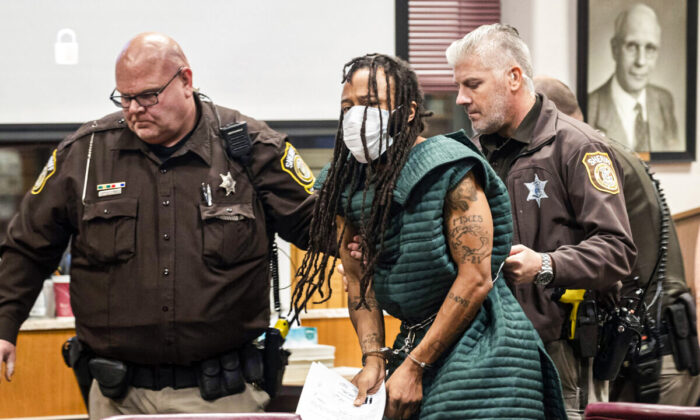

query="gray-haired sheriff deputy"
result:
[0,32,315,418]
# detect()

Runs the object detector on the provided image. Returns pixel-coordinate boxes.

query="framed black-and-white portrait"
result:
[577,0,697,161]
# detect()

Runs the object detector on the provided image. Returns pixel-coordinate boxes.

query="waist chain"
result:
[395,312,438,355]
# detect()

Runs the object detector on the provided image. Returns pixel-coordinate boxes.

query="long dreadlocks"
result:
[291,54,429,320]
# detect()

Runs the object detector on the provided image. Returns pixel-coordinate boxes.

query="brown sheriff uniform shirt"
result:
[0,96,315,365]
[475,94,636,343]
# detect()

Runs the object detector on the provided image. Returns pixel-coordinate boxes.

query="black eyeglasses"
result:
[109,67,184,109]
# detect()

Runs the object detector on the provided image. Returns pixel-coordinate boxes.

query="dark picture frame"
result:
[577,0,697,162]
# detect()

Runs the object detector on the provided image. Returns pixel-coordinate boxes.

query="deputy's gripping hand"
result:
[340,235,365,292]
[0,339,16,383]
[347,235,364,261]
[503,244,542,285]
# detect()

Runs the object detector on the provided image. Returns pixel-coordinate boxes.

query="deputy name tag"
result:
[98,188,122,197]
[581,152,619,194]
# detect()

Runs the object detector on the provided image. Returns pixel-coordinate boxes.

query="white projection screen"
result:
[0,0,395,123]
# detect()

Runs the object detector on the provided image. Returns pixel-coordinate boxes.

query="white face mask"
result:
[342,105,393,163]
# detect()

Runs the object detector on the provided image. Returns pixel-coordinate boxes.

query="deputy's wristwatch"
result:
[534,253,554,286]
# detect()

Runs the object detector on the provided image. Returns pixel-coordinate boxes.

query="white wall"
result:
[0,0,395,123]
[2,0,695,211]
[502,0,700,214]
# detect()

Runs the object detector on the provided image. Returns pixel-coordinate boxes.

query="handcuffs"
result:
[361,261,505,371]
[362,313,438,370]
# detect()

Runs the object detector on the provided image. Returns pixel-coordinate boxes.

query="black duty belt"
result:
[131,363,198,390]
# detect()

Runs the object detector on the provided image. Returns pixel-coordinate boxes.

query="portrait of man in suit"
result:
[588,3,681,154]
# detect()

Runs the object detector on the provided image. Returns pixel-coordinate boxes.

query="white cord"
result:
[81,132,95,205]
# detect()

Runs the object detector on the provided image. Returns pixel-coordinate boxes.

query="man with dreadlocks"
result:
[291,53,565,419]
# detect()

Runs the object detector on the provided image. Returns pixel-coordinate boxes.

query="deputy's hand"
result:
[351,357,386,407]
[337,263,349,292]
[503,244,541,285]
[0,339,16,383]
[347,235,364,262]
[385,358,423,419]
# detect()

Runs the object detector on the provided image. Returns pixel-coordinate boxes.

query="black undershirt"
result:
[480,95,542,182]
[146,104,202,162]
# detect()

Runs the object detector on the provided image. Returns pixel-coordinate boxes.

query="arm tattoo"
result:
[361,333,383,352]
[446,173,478,212]
[448,221,491,264]
[429,340,448,355]
[456,312,476,331]
[348,296,381,312]
[447,292,470,309]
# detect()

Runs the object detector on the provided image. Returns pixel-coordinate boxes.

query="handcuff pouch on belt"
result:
[198,349,248,401]
[664,293,700,376]
[197,343,271,401]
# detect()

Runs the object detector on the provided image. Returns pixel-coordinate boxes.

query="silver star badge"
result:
[219,172,236,196]
[525,174,548,208]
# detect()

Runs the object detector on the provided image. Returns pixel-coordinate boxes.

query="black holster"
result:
[665,293,700,375]
[573,299,599,358]
[88,357,131,400]
[263,328,290,398]
[61,336,93,409]
[593,308,643,381]
[618,325,662,403]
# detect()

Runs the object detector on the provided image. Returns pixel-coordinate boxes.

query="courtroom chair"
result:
[696,224,700,338]
[104,414,301,420]
[585,402,700,419]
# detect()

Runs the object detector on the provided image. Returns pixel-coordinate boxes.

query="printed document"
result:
[295,361,386,420]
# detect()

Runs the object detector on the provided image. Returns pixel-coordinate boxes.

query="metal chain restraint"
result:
[390,261,505,358]
[393,312,439,356]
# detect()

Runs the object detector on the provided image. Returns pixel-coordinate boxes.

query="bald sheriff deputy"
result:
[0,32,315,417]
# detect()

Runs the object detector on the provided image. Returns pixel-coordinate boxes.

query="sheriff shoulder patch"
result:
[582,152,619,194]
[281,143,315,194]
[31,149,57,195]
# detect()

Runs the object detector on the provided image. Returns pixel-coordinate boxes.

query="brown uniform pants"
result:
[88,380,270,420]
[546,340,608,420]
[613,354,700,406]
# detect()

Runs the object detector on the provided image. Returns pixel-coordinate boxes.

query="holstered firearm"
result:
[594,294,643,381]
[61,336,92,409]
[555,289,599,358]
[617,315,662,403]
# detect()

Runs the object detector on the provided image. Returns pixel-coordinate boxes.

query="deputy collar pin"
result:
[219,172,236,196]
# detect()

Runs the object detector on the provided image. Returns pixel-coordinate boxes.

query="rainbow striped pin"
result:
[97,182,126,191]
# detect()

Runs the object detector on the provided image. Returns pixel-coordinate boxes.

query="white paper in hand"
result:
[295,362,386,420]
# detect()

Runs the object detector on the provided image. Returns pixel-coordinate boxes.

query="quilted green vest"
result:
[318,132,565,419]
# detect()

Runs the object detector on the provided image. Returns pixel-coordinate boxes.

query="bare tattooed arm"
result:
[408,171,494,366]
[337,216,386,404]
